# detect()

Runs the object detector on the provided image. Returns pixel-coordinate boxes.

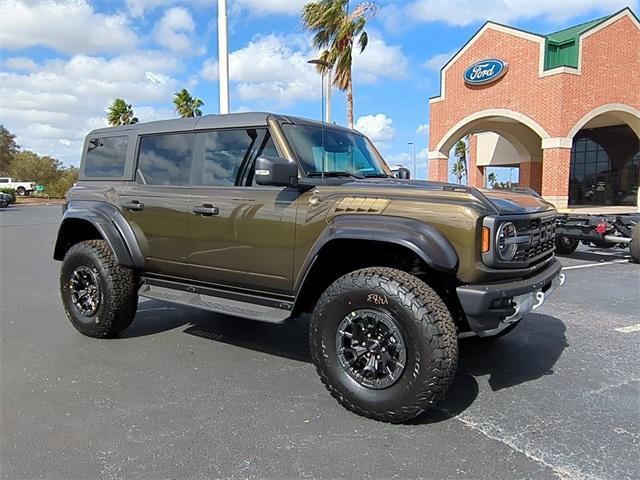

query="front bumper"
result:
[456,258,565,337]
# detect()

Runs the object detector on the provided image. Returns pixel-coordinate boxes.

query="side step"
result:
[138,278,293,324]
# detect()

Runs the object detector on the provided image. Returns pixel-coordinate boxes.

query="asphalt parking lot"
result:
[1,204,639,480]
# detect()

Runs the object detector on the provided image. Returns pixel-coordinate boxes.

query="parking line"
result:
[563,259,629,270]
[615,323,640,333]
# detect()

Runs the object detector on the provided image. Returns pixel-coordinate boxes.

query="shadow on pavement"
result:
[556,248,629,262]
[124,303,568,423]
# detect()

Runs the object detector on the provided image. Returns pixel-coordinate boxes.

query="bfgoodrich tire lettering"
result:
[60,240,138,338]
[309,267,458,423]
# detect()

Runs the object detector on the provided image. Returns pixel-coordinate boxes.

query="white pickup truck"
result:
[0,177,36,196]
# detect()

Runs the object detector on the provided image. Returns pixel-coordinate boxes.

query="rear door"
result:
[186,127,298,295]
[120,132,195,277]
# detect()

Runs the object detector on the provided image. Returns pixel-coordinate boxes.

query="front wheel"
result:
[309,267,458,423]
[16,186,26,196]
[60,240,138,338]
[630,224,640,264]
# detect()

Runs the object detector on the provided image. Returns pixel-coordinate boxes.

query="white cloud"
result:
[125,0,304,16]
[0,52,183,165]
[234,0,307,16]
[1,0,139,54]
[3,57,39,72]
[404,0,637,26]
[201,34,320,106]
[416,123,429,136]
[353,32,409,83]
[355,114,396,142]
[153,7,203,54]
[422,50,456,71]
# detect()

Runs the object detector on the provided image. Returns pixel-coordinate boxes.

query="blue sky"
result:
[1,0,637,182]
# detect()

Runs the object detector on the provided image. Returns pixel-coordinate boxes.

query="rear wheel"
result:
[555,235,579,255]
[309,267,458,423]
[630,224,640,264]
[60,240,138,338]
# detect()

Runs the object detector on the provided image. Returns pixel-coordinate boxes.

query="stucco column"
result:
[541,146,572,209]
[428,151,448,182]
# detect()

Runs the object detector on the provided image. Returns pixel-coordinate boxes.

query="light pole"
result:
[217,0,229,114]
[308,59,332,123]
[408,142,416,179]
[509,167,515,186]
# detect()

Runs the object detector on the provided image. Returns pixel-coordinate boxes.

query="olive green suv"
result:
[54,113,564,423]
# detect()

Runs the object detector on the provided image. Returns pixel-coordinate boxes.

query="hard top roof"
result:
[88,112,356,136]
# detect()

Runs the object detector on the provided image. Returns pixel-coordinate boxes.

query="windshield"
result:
[282,124,390,177]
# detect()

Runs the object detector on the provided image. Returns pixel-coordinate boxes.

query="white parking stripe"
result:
[615,324,640,333]
[562,259,629,270]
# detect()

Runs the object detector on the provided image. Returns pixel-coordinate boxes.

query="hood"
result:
[479,188,554,214]
[340,178,554,215]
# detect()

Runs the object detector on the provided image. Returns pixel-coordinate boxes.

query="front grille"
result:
[513,215,556,263]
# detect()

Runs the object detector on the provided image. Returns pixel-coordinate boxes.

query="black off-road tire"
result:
[309,267,458,423]
[630,224,640,264]
[555,235,579,255]
[16,186,26,196]
[60,240,138,338]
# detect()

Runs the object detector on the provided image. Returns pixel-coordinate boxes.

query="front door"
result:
[186,127,298,295]
[120,132,195,277]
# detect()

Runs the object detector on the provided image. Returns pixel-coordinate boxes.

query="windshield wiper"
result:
[306,171,364,179]
[363,173,389,178]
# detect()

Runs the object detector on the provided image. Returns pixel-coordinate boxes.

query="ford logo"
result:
[464,59,508,86]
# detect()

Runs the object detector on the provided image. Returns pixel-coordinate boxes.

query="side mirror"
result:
[397,167,411,179]
[255,156,299,187]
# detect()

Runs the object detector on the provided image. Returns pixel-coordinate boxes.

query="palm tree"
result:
[451,158,466,185]
[173,88,204,118]
[454,138,468,185]
[487,172,497,189]
[302,0,378,128]
[107,98,138,126]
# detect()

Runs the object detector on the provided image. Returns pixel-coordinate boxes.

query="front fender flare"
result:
[294,215,459,294]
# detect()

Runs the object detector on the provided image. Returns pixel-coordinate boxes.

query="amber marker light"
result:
[482,227,491,253]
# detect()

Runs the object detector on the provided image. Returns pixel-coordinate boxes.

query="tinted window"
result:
[84,136,128,177]
[198,128,278,187]
[137,133,194,186]
[0,179,8,183]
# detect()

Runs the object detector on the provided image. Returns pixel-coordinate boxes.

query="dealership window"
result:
[84,136,128,177]
[569,125,639,206]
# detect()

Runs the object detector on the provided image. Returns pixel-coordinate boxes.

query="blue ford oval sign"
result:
[464,59,508,86]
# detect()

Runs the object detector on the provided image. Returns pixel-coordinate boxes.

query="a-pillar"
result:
[541,138,573,209]
[428,151,448,182]
[466,134,485,188]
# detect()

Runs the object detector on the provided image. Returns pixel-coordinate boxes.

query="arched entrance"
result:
[568,106,640,207]
[429,109,548,191]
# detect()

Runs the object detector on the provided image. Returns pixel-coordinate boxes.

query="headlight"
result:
[495,221,518,262]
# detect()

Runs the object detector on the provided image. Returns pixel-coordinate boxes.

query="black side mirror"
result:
[397,167,411,179]
[255,156,299,187]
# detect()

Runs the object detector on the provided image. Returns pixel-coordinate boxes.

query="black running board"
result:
[139,276,293,324]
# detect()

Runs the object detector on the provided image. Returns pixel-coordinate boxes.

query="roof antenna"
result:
[308,59,331,179]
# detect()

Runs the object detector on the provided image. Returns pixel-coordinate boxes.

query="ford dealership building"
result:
[428,8,639,208]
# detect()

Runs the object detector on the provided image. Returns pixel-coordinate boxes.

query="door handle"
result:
[122,200,144,211]
[192,204,219,216]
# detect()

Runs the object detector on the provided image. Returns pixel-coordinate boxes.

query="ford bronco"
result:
[54,113,564,423]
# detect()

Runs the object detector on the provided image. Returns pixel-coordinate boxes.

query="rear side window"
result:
[137,133,195,186]
[84,136,128,177]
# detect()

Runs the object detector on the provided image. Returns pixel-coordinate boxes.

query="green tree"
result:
[9,150,62,186]
[48,166,79,197]
[487,172,497,188]
[454,138,468,185]
[0,125,20,176]
[107,98,139,126]
[302,0,377,128]
[451,158,466,185]
[173,88,204,118]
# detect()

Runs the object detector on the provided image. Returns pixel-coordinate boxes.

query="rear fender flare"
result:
[53,201,144,269]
